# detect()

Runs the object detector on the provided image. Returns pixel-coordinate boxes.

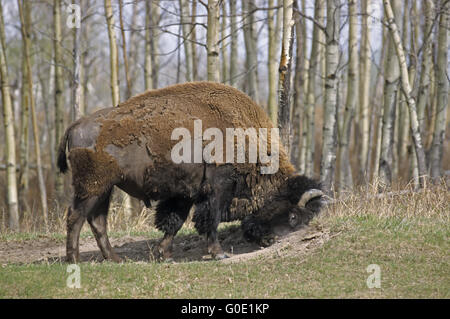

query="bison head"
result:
[241,175,325,247]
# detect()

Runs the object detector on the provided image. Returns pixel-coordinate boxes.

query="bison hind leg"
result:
[153,197,192,261]
[86,190,122,263]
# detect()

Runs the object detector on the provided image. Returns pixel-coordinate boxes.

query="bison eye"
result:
[288,212,298,228]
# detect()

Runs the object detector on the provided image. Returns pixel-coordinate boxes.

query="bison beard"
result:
[57,82,324,262]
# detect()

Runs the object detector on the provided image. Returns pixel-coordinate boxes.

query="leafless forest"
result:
[0,0,449,232]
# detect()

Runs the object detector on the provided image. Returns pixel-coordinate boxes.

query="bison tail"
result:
[57,122,76,174]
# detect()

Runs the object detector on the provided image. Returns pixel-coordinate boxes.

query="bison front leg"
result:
[193,200,228,260]
[153,198,192,261]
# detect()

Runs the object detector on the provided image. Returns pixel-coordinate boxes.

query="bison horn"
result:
[298,189,324,207]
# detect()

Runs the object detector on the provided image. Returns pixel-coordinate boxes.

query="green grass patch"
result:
[1,211,448,298]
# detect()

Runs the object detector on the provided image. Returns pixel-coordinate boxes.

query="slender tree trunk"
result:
[379,0,401,187]
[104,0,120,106]
[18,0,48,230]
[207,0,220,82]
[118,0,132,99]
[180,0,193,82]
[144,0,152,90]
[369,26,388,181]
[430,1,449,182]
[383,0,428,187]
[291,0,304,167]
[358,0,372,183]
[220,2,228,84]
[151,1,160,88]
[298,0,308,174]
[396,0,411,174]
[277,0,295,156]
[53,0,64,197]
[127,0,138,95]
[19,1,30,197]
[0,0,19,230]
[416,0,434,141]
[242,0,259,101]
[192,0,198,81]
[71,0,82,121]
[320,0,340,194]
[338,0,358,190]
[229,0,237,87]
[304,0,324,177]
[268,0,282,123]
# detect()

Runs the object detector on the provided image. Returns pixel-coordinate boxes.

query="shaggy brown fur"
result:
[58,82,323,263]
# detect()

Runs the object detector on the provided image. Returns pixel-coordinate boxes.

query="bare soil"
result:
[0,225,330,265]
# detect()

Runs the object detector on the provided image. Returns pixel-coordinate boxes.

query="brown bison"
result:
[57,82,324,262]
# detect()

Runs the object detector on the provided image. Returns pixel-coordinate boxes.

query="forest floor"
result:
[0,184,448,298]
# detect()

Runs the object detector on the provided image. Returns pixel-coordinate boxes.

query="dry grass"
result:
[323,179,449,221]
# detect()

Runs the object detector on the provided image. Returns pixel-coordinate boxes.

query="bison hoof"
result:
[212,253,229,260]
[151,246,171,262]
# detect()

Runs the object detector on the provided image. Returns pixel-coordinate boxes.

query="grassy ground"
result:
[0,184,448,298]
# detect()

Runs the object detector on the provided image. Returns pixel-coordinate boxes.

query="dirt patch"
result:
[0,225,331,265]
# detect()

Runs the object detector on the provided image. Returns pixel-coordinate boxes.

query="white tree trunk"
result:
[358,0,372,182]
[277,0,295,155]
[180,0,193,82]
[104,0,120,106]
[229,0,238,87]
[320,0,340,193]
[430,1,449,182]
[383,0,428,187]
[338,0,358,190]
[207,0,220,82]
[0,0,19,230]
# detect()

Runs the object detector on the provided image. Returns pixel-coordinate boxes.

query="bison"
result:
[57,82,324,263]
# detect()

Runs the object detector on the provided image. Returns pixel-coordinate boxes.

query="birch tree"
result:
[430,1,449,181]
[229,0,237,87]
[298,0,309,174]
[242,0,259,100]
[192,0,198,81]
[151,1,160,88]
[320,0,340,193]
[118,0,132,99]
[19,0,31,196]
[277,0,295,156]
[338,0,358,190]
[180,0,193,82]
[104,0,120,105]
[0,0,19,230]
[53,0,64,196]
[18,0,48,229]
[358,0,372,182]
[268,0,282,123]
[416,0,435,139]
[379,0,400,187]
[220,2,228,84]
[207,0,220,82]
[144,0,152,90]
[304,0,325,177]
[71,0,82,120]
[291,0,304,166]
[382,0,428,187]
